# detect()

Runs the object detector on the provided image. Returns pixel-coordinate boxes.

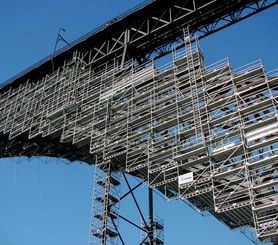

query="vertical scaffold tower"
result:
[141,215,164,245]
[89,161,121,245]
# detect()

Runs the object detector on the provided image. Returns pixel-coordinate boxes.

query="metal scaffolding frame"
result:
[89,161,121,245]
[1,1,278,244]
[88,165,165,245]
[1,28,277,243]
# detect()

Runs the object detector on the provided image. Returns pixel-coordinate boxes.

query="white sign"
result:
[178,172,193,186]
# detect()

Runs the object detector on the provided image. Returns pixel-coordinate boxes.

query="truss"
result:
[1,0,277,91]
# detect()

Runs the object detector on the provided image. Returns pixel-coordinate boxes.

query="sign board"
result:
[178,172,194,186]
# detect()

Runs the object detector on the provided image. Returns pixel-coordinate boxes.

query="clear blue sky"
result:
[0,1,277,245]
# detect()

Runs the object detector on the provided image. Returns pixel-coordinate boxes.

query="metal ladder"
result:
[89,160,121,245]
[184,27,204,146]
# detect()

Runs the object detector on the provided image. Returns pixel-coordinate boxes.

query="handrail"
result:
[204,58,229,72]
[233,59,262,75]
[266,68,278,78]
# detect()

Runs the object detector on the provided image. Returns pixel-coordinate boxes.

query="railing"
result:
[204,57,229,73]
[233,59,262,75]
[266,67,278,78]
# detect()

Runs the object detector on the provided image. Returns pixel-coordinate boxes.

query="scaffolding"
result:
[89,161,121,245]
[141,215,164,245]
[0,27,277,243]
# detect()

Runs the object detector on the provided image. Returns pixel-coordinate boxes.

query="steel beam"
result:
[1,0,277,92]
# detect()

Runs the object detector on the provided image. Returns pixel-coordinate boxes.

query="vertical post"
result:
[101,166,111,245]
[120,29,129,69]
[149,187,154,245]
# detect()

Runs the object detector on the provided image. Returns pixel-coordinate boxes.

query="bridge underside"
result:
[0,130,94,163]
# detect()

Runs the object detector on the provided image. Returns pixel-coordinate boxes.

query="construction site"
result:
[0,0,277,244]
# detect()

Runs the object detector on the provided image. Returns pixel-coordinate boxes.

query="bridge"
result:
[1,0,278,244]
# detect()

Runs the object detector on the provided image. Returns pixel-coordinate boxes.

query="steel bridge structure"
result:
[0,0,278,244]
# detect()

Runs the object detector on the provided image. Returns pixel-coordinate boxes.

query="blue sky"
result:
[0,1,277,245]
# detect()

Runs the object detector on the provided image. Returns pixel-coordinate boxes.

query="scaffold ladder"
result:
[184,27,204,146]
[89,160,121,245]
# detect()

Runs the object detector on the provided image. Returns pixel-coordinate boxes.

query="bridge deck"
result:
[1,0,277,92]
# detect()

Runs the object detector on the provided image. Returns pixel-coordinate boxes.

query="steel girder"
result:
[1,0,277,92]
